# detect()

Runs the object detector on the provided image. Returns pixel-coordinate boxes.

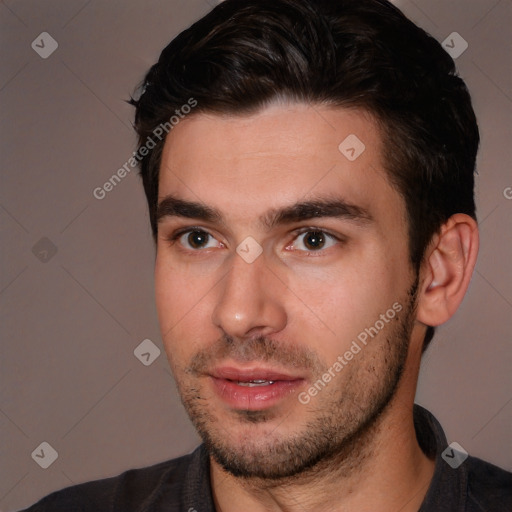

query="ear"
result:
[416,214,479,327]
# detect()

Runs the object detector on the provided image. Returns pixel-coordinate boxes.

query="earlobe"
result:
[417,214,479,327]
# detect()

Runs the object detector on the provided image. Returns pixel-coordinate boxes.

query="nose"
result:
[211,250,287,340]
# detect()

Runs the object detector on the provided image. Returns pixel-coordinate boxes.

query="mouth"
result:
[209,366,304,381]
[207,365,306,410]
[234,379,277,387]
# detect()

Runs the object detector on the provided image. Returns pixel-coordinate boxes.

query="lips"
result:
[208,366,305,410]
[209,366,303,382]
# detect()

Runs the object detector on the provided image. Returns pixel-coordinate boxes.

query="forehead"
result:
[158,103,403,228]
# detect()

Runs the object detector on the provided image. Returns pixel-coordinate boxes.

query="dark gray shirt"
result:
[21,405,511,511]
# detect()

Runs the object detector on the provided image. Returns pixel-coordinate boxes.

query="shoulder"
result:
[465,455,512,511]
[20,448,202,512]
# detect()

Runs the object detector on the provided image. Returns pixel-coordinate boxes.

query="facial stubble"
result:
[172,282,417,482]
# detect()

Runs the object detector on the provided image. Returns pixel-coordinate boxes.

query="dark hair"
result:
[130,0,479,351]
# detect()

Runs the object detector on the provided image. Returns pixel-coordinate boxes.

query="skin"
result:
[154,103,479,512]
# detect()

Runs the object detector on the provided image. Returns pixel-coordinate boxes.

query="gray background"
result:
[0,0,510,510]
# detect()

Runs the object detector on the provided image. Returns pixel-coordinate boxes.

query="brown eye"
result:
[288,230,339,252]
[187,230,210,249]
[303,231,326,250]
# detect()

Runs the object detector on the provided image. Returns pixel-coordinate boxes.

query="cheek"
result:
[154,259,183,330]
[154,256,216,359]
[155,252,214,317]
[284,256,404,358]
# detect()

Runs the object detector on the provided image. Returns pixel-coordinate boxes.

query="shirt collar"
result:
[415,404,467,511]
[179,404,467,511]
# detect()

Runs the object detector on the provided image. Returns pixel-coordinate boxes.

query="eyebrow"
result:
[156,194,372,228]
[156,195,222,224]
[263,198,372,228]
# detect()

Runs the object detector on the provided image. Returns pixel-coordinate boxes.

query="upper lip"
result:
[209,366,304,382]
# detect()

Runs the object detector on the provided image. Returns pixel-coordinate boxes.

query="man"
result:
[23,0,511,511]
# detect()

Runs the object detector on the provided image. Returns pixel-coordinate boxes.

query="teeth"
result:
[236,380,276,387]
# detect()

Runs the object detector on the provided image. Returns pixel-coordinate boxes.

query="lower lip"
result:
[210,377,304,410]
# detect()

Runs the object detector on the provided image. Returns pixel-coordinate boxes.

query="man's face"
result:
[155,103,419,479]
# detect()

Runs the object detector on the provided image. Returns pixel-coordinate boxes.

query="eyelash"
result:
[165,226,344,254]
[287,228,341,253]
[165,227,220,252]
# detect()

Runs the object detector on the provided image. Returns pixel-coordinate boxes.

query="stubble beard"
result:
[173,283,418,482]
